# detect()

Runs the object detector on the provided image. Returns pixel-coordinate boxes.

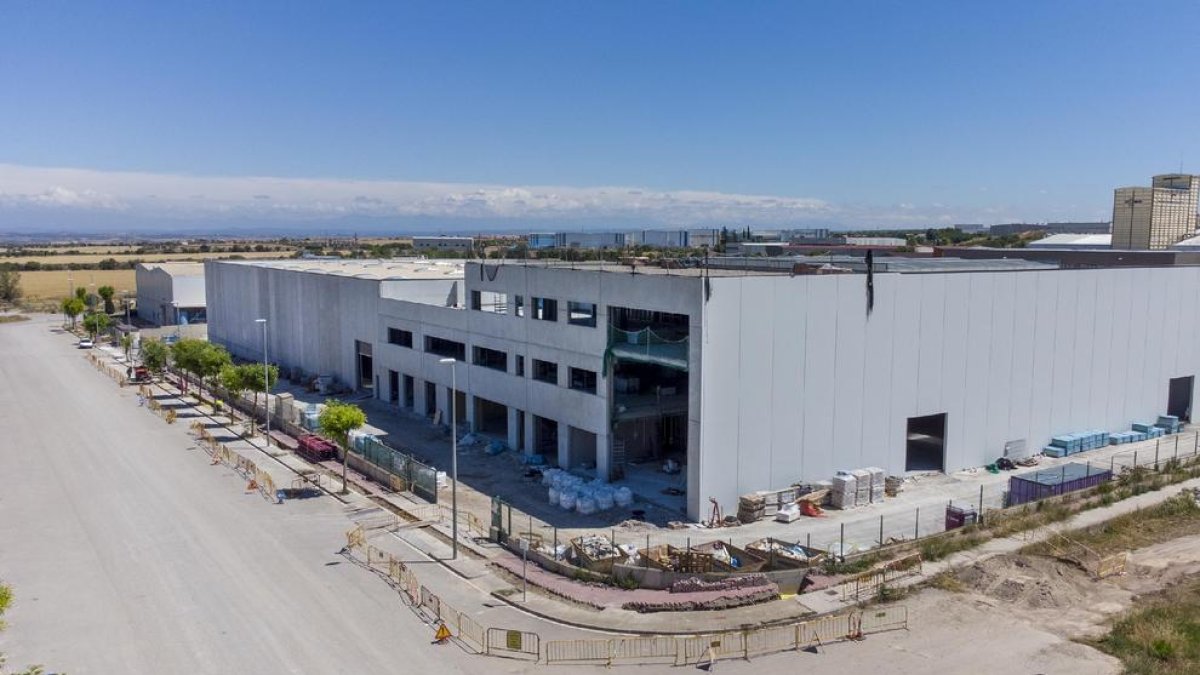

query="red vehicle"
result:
[296,434,339,463]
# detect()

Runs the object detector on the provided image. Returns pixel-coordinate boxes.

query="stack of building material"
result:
[830,473,856,510]
[851,469,871,506]
[737,494,766,524]
[884,475,904,497]
[1133,422,1165,439]
[865,467,886,503]
[1043,430,1110,458]
[1157,415,1182,434]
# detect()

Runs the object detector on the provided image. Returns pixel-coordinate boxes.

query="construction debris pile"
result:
[669,573,772,594]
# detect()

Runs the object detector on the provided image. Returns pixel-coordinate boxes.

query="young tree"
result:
[240,362,279,428]
[218,364,248,427]
[119,333,134,360]
[170,339,205,394]
[318,399,367,494]
[82,311,111,341]
[60,297,85,329]
[97,285,116,314]
[0,269,22,304]
[141,338,169,374]
[73,287,86,302]
[195,344,232,402]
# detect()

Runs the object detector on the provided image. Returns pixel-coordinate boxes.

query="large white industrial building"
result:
[207,257,1200,520]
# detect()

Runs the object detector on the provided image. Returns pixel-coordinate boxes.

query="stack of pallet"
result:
[1042,430,1109,458]
[737,493,766,523]
[852,469,871,505]
[884,475,904,497]
[1157,415,1183,434]
[831,473,856,510]
[866,467,886,503]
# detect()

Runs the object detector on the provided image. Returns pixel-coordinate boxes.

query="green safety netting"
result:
[604,325,689,371]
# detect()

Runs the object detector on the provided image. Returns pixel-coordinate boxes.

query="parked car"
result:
[77,339,94,349]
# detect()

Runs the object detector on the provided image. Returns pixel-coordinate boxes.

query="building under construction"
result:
[207,256,1200,520]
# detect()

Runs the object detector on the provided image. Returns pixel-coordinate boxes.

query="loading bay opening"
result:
[906,412,947,472]
[1169,376,1194,422]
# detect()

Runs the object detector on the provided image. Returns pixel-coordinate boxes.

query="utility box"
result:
[945,504,978,530]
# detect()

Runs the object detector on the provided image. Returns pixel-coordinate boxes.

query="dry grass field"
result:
[2,250,290,266]
[19,269,137,302]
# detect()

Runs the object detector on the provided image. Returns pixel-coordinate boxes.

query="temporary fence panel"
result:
[797,612,856,647]
[455,611,487,653]
[609,635,678,666]
[485,628,539,660]
[545,639,612,666]
[679,631,744,665]
[859,606,909,634]
[419,586,441,621]
[744,624,799,659]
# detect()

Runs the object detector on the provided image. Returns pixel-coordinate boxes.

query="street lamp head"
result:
[255,318,267,324]
[439,357,456,364]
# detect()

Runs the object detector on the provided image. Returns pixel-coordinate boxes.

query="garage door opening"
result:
[906,413,947,472]
[1169,376,1194,422]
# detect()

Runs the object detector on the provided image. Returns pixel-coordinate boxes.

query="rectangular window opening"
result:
[532,359,558,385]
[569,367,597,394]
[387,327,413,348]
[472,345,508,372]
[568,301,597,327]
[533,297,558,322]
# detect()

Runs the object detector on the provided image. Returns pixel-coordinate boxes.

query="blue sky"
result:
[2,1,1199,233]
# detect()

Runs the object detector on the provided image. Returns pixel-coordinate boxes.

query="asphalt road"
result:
[0,316,522,674]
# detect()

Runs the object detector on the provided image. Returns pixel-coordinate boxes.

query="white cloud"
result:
[0,163,1057,231]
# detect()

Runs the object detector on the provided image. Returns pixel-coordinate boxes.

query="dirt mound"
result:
[953,554,1135,638]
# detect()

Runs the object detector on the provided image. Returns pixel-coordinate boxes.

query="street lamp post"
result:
[439,356,459,560]
[256,318,270,447]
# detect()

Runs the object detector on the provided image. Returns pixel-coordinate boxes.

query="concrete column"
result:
[596,431,611,482]
[557,421,570,469]
[465,393,477,432]
[414,378,428,417]
[507,407,522,452]
[524,412,536,457]
[438,385,452,425]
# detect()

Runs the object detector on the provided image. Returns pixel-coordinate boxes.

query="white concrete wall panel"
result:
[832,277,867,468]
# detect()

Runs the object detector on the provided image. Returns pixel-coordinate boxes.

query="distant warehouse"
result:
[206,256,1200,520]
[135,262,206,326]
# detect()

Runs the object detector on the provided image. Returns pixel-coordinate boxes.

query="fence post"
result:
[839,523,845,560]
[878,515,884,547]
[978,485,984,521]
[1156,440,1160,468]
[915,507,920,540]
[1134,450,1138,469]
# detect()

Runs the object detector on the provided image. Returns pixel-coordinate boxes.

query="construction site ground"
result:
[272,375,1200,560]
[9,311,1200,673]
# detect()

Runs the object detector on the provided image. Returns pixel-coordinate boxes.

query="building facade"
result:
[412,236,475,253]
[1112,174,1200,249]
[135,262,207,326]
[208,258,1200,520]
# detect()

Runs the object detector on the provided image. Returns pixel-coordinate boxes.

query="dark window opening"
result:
[403,375,415,408]
[906,413,947,472]
[532,359,558,385]
[516,355,525,377]
[424,335,466,361]
[473,345,508,372]
[568,301,597,327]
[424,381,437,417]
[388,370,399,403]
[514,295,525,317]
[569,367,597,394]
[533,297,558,321]
[388,327,413,347]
